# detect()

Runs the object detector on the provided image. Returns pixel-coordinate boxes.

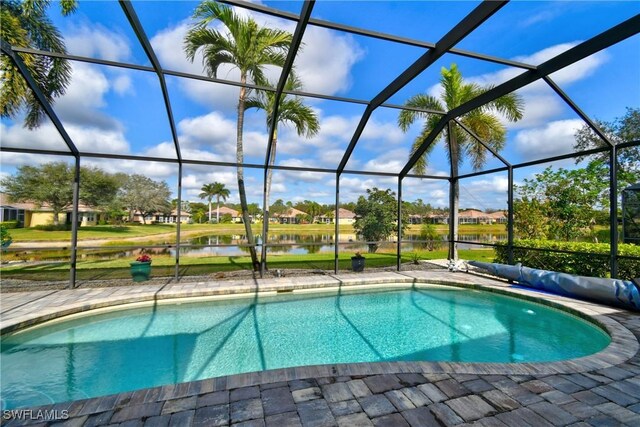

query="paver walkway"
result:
[1,271,639,426]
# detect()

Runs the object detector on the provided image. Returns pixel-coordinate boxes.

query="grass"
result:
[0,249,495,281]
[7,223,508,243]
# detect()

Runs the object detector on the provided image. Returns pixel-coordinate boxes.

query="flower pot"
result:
[351,256,365,272]
[130,261,152,282]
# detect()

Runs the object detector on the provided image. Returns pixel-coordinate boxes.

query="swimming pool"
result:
[1,285,610,409]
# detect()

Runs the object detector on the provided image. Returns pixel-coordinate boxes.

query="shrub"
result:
[494,239,640,280]
[33,224,72,231]
[0,220,21,229]
[220,213,233,223]
[1,225,12,247]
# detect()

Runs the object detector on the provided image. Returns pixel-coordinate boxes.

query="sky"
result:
[1,0,639,210]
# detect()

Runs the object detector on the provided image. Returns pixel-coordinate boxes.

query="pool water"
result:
[1,286,610,409]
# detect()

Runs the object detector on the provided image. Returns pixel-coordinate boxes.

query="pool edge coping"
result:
[1,272,637,384]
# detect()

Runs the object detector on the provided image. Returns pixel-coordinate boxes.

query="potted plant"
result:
[351,251,365,272]
[130,254,152,282]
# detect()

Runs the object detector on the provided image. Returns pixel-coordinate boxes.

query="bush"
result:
[1,225,12,247]
[494,239,640,280]
[33,223,72,231]
[0,220,21,229]
[220,213,233,224]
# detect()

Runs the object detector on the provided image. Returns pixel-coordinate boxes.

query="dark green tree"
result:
[514,165,607,241]
[189,201,208,224]
[1,162,119,225]
[353,187,407,253]
[119,174,171,224]
[270,199,287,216]
[574,107,640,193]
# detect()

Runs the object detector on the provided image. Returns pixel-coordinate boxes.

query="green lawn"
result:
[7,223,508,242]
[0,249,495,281]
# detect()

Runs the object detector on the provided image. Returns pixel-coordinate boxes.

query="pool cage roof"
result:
[1,0,639,285]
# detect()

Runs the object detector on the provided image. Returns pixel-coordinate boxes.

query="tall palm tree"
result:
[246,74,319,241]
[1,0,77,129]
[398,64,524,260]
[199,183,215,223]
[185,1,292,270]
[199,182,229,223]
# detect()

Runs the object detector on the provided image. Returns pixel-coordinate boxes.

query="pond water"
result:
[176,232,507,256]
[10,232,506,262]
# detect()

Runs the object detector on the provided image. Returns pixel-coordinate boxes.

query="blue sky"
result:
[1,0,639,209]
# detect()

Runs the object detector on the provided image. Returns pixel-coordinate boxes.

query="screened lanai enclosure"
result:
[0,0,638,287]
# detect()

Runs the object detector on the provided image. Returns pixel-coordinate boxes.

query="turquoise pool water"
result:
[1,286,610,409]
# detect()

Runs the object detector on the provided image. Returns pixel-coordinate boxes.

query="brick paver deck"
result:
[1,270,639,426]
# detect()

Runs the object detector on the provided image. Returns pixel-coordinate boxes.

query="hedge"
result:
[0,220,20,229]
[494,239,640,280]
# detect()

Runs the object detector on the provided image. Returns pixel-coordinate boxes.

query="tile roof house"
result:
[0,192,103,227]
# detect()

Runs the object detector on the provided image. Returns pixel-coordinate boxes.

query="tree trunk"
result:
[264,132,278,225]
[237,74,259,270]
[208,199,212,223]
[448,124,459,261]
[216,196,220,223]
[260,131,278,269]
[53,211,60,226]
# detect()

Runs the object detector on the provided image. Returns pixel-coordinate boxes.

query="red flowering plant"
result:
[136,254,152,263]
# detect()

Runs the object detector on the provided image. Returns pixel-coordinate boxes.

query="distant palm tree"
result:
[0,0,77,128]
[398,64,524,260]
[199,182,229,223]
[185,0,291,270]
[246,74,319,223]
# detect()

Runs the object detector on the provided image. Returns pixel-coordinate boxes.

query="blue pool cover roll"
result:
[468,261,640,311]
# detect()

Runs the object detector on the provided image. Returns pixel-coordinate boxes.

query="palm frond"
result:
[397,94,443,132]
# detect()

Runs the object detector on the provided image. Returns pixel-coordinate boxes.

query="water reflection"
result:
[10,232,507,262]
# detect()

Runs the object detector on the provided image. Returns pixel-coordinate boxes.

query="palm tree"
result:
[246,74,319,233]
[398,64,524,260]
[185,1,292,270]
[0,0,77,128]
[199,182,230,223]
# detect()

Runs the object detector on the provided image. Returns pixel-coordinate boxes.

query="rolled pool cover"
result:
[468,261,640,311]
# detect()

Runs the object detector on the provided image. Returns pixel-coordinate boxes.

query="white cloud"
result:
[65,24,132,62]
[66,125,130,154]
[52,62,126,131]
[362,148,408,172]
[84,158,177,180]
[142,111,268,164]
[1,121,129,154]
[361,119,405,145]
[58,63,109,110]
[1,122,68,152]
[112,75,134,96]
[514,119,584,158]
[295,26,364,95]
